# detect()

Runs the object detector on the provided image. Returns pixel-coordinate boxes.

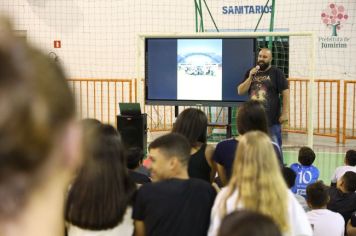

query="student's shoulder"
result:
[189,178,216,193]
[216,138,237,148]
[335,165,353,172]
[311,165,320,171]
[329,210,345,219]
[189,178,213,187]
[270,66,284,75]
[290,162,301,169]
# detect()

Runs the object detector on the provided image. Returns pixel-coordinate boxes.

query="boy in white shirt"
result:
[306,181,344,236]
[331,149,356,185]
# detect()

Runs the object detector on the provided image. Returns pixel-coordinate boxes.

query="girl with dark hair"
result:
[172,108,216,183]
[212,100,283,186]
[65,124,136,235]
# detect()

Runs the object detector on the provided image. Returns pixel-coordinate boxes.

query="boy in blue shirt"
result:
[290,147,319,198]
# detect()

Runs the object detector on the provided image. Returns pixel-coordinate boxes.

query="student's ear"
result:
[169,156,180,171]
[58,121,83,171]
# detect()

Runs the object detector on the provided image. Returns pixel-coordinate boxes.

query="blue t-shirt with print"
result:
[290,163,319,197]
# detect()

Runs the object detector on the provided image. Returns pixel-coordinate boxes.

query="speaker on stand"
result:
[116,114,147,152]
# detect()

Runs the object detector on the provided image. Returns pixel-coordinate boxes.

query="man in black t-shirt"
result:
[237,48,289,148]
[132,133,216,236]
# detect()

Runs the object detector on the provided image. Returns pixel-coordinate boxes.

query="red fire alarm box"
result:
[54,40,61,48]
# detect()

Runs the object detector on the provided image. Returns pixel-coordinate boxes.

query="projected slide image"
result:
[177,39,222,100]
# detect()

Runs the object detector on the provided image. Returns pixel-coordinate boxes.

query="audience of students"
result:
[290,146,319,198]
[306,181,344,236]
[218,210,282,236]
[282,167,309,212]
[331,149,356,185]
[132,133,216,236]
[0,18,82,236]
[327,171,356,224]
[65,124,136,236]
[208,131,312,236]
[213,100,283,186]
[126,147,151,184]
[172,108,216,182]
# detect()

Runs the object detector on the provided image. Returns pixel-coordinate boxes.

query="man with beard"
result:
[237,48,289,148]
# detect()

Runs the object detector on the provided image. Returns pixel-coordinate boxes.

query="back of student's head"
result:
[298,146,316,166]
[65,124,136,230]
[0,18,76,217]
[218,210,282,236]
[172,108,208,146]
[341,171,356,192]
[282,167,297,189]
[149,133,190,167]
[346,150,356,166]
[237,100,269,135]
[126,147,144,169]
[306,181,329,208]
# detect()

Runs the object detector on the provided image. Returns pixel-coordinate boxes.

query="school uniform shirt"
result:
[290,163,319,198]
[307,209,344,236]
[67,208,134,236]
[331,165,356,183]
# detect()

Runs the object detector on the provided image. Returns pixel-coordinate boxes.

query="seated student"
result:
[327,171,356,224]
[290,147,319,197]
[331,149,356,185]
[65,124,137,236]
[306,181,344,236]
[0,19,82,236]
[213,100,283,186]
[208,131,312,236]
[218,210,282,236]
[347,211,356,236]
[282,167,309,212]
[126,147,151,184]
[132,133,216,236]
[172,108,216,183]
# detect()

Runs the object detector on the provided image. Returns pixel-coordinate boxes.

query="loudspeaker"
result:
[116,114,147,152]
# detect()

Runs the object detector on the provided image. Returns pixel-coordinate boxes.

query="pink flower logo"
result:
[321,3,348,36]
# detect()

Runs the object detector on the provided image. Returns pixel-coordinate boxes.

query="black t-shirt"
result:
[132,178,216,236]
[241,66,288,125]
[188,144,211,182]
[327,186,356,224]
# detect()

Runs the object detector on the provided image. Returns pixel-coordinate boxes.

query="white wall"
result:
[0,0,355,131]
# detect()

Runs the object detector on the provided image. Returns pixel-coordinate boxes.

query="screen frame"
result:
[142,34,258,107]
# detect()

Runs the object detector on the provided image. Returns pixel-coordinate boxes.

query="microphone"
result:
[252,65,260,80]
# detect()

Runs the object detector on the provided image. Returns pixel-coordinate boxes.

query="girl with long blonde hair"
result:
[208,131,312,236]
